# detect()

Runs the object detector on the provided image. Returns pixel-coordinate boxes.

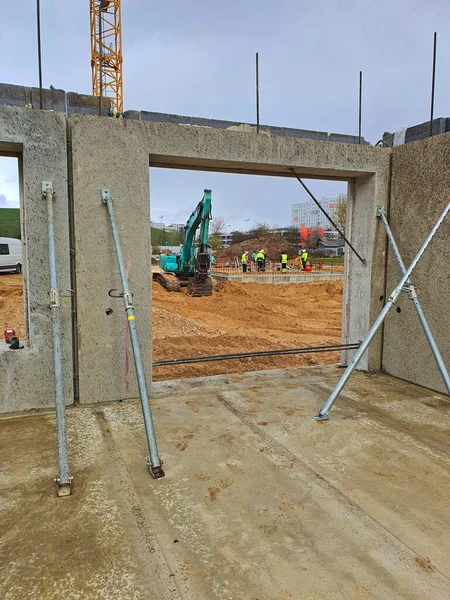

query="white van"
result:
[0,237,23,273]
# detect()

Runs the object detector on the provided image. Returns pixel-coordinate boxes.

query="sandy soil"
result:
[152,279,343,380]
[0,273,343,380]
[0,273,25,339]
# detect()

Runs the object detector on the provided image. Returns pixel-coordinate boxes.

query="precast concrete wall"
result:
[0,105,73,413]
[0,86,394,411]
[382,134,450,393]
[70,115,152,405]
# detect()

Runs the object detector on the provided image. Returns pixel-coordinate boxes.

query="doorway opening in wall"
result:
[149,167,349,382]
[0,156,25,346]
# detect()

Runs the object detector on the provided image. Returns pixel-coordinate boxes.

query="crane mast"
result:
[90,0,123,114]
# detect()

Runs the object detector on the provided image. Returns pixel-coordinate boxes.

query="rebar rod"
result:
[314,198,450,420]
[358,71,362,144]
[378,206,450,394]
[37,0,43,109]
[291,171,366,264]
[153,343,360,367]
[256,52,260,133]
[43,182,72,496]
[102,189,164,478]
[430,32,437,137]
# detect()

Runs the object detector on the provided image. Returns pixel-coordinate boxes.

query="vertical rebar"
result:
[37,0,43,109]
[102,189,165,478]
[430,32,437,137]
[256,52,260,133]
[43,182,72,496]
[358,71,362,144]
[314,199,450,420]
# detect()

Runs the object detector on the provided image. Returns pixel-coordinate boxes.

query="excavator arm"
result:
[157,189,215,296]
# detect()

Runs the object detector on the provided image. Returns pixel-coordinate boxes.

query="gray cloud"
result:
[2,1,449,227]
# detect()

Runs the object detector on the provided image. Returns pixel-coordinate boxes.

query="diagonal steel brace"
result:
[313,198,450,421]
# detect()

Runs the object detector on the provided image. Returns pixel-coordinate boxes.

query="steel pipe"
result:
[43,182,72,496]
[378,206,450,394]
[314,198,450,420]
[153,343,360,367]
[102,189,164,478]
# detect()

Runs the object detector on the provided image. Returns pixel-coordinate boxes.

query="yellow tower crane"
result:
[90,0,123,114]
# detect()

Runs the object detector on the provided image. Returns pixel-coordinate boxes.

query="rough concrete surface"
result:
[0,105,73,413]
[383,133,450,393]
[70,114,153,405]
[1,366,449,599]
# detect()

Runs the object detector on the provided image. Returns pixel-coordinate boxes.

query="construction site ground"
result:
[1,273,344,380]
[1,366,450,599]
[152,278,343,380]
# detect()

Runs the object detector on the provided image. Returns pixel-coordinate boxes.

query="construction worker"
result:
[301,248,308,270]
[280,251,288,273]
[256,250,265,272]
[241,251,248,273]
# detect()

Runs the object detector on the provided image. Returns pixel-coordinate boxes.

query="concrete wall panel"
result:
[0,106,72,413]
[70,115,152,405]
[382,134,450,393]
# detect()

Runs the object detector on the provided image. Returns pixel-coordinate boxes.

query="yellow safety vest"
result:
[241,253,247,263]
[301,252,308,260]
[281,254,288,263]
[256,252,264,260]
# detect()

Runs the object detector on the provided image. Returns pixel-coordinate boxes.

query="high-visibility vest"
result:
[241,253,247,263]
[256,252,264,260]
[301,251,308,260]
[281,254,288,263]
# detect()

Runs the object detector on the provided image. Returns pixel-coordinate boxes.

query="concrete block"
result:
[0,83,65,112]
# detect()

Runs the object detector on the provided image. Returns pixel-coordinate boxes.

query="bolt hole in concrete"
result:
[0,156,26,341]
[379,295,384,302]
[106,308,113,315]
[396,306,402,313]
[150,168,347,381]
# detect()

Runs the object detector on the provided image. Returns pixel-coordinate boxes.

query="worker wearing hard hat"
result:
[280,251,288,273]
[241,251,248,273]
[301,248,308,270]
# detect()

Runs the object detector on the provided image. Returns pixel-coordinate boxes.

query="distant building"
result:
[215,232,232,248]
[291,195,345,228]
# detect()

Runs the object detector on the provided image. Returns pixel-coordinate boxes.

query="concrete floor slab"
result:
[1,366,449,599]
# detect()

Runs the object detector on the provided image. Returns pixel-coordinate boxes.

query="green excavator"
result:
[153,189,218,297]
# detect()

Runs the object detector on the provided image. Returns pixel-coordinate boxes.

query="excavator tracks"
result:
[153,272,181,292]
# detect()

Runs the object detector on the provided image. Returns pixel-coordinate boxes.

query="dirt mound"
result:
[0,274,25,339]
[215,235,298,262]
[152,307,221,339]
[152,279,343,380]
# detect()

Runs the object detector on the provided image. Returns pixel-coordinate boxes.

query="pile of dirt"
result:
[152,307,221,339]
[152,279,343,380]
[215,235,298,262]
[0,274,25,339]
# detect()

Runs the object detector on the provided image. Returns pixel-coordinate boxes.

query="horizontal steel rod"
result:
[291,170,366,264]
[153,343,360,367]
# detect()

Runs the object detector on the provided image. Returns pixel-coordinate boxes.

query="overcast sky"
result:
[1,0,449,228]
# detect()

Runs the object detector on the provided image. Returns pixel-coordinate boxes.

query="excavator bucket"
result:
[186,275,213,297]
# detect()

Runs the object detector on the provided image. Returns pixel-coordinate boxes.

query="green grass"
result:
[309,256,344,264]
[151,227,181,246]
[0,208,21,239]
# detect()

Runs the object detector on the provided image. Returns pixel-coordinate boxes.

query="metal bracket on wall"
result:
[313,198,450,421]
[42,181,72,496]
[102,188,165,478]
